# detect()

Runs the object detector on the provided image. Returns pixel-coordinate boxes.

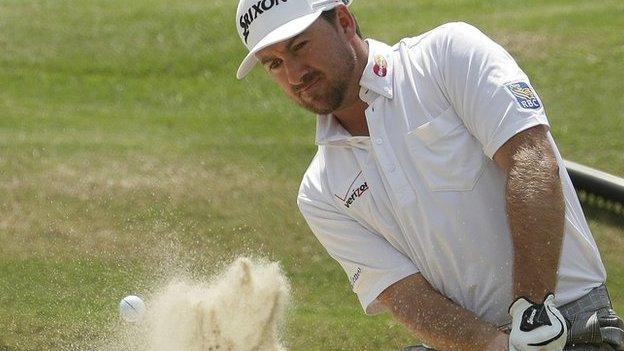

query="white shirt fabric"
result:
[297,22,607,326]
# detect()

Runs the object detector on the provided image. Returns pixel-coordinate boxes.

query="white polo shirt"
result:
[297,22,606,326]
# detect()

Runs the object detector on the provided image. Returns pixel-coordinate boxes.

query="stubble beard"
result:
[294,46,357,115]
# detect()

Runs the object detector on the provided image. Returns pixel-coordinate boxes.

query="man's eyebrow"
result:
[259,55,276,65]
[258,34,306,65]
[285,33,304,50]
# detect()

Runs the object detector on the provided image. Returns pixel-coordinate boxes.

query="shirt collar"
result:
[358,38,395,105]
[315,38,395,146]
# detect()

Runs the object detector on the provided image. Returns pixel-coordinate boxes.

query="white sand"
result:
[107,257,290,351]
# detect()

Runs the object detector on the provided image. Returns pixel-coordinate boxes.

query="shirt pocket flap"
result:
[404,107,486,192]
[408,107,463,146]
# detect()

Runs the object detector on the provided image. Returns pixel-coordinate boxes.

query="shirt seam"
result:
[484,114,549,159]
[360,265,420,315]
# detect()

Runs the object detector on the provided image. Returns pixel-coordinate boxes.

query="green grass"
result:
[0,0,622,349]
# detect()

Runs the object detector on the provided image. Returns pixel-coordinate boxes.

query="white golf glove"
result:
[508,293,568,351]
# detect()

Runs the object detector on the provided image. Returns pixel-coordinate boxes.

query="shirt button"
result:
[375,138,383,144]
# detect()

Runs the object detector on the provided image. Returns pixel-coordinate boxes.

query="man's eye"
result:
[293,41,308,51]
[269,59,283,70]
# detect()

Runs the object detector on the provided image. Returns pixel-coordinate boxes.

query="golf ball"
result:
[119,295,146,323]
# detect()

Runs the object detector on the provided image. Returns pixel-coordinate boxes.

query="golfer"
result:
[234,1,623,350]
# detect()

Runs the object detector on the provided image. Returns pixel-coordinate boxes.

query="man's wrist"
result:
[513,284,556,303]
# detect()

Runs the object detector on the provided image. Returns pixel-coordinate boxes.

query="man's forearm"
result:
[381,274,508,351]
[505,138,565,302]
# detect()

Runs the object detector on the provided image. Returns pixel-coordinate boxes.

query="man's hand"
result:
[597,309,624,350]
[485,333,510,351]
[508,294,567,351]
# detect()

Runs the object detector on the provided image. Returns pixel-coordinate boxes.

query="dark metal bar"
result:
[565,160,624,204]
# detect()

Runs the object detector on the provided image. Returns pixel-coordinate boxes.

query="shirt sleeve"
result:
[434,22,550,158]
[297,176,419,315]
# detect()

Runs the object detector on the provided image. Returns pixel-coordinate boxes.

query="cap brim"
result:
[236,11,323,80]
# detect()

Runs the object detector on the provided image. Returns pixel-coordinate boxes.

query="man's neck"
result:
[333,99,369,136]
[332,38,370,137]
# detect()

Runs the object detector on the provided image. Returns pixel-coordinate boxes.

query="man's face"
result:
[255,16,357,115]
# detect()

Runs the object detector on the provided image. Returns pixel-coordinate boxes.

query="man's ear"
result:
[335,6,357,38]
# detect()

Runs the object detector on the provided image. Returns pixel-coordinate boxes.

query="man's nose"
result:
[284,59,309,85]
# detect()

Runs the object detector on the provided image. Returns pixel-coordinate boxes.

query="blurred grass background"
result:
[0,0,623,349]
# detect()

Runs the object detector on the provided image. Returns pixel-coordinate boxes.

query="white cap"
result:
[235,0,353,79]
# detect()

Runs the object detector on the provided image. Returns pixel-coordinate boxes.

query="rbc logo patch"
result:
[505,82,541,110]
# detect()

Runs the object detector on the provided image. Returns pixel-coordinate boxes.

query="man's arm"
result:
[493,125,565,302]
[379,273,509,351]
